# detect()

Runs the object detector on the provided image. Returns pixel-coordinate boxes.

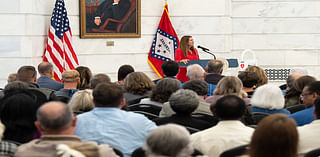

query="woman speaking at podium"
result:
[175,35,199,82]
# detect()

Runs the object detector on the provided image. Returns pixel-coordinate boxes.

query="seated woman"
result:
[244,66,268,88]
[68,89,95,115]
[238,71,259,98]
[250,84,290,115]
[124,72,155,105]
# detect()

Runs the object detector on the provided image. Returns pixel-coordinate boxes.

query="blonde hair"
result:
[124,72,155,95]
[62,70,80,83]
[214,76,245,98]
[245,66,268,87]
[68,89,94,114]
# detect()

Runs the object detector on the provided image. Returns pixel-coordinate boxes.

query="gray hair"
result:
[186,64,205,80]
[144,124,193,157]
[251,84,285,110]
[169,89,199,114]
[290,67,308,75]
[68,89,94,114]
[207,59,224,73]
[37,101,73,131]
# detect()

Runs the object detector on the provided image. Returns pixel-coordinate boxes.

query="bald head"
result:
[36,101,73,132]
[38,62,53,75]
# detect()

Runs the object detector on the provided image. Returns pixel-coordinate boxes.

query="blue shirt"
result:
[250,106,290,115]
[290,106,315,126]
[75,107,157,157]
[37,76,63,91]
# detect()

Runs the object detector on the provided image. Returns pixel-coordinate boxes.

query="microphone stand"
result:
[200,49,216,60]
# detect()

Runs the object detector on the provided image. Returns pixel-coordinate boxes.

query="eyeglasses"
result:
[300,93,312,98]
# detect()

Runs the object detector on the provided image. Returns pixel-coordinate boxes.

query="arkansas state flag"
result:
[147,3,179,78]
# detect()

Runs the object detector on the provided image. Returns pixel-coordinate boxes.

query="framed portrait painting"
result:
[80,0,141,38]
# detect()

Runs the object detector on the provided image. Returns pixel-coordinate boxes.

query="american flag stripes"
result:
[43,0,78,82]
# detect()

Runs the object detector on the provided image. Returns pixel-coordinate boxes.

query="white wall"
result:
[0,0,319,87]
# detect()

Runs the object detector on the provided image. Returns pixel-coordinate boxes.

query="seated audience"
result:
[75,83,157,157]
[247,114,298,157]
[68,89,94,115]
[153,61,180,84]
[191,95,254,157]
[139,78,181,107]
[90,73,111,89]
[75,66,92,90]
[205,76,249,105]
[244,66,268,87]
[54,70,80,103]
[290,81,320,126]
[124,72,155,105]
[7,73,17,83]
[160,80,212,117]
[250,84,290,115]
[0,81,29,100]
[14,101,118,157]
[37,62,63,91]
[238,71,259,98]
[154,89,213,133]
[297,97,320,155]
[144,124,194,157]
[285,75,316,107]
[116,64,134,87]
[56,142,109,157]
[205,59,225,96]
[187,64,205,81]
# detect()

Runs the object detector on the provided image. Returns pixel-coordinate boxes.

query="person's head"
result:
[238,71,259,88]
[207,59,224,74]
[75,66,92,89]
[16,65,37,83]
[117,64,135,81]
[301,81,320,108]
[183,80,208,97]
[169,89,199,115]
[35,101,75,135]
[7,73,17,83]
[93,83,125,108]
[150,78,181,103]
[161,61,179,77]
[251,84,285,110]
[124,72,154,95]
[286,74,302,89]
[245,66,268,87]
[292,75,316,93]
[211,95,246,120]
[179,36,196,57]
[68,89,94,115]
[38,62,54,76]
[62,70,80,84]
[144,124,193,157]
[289,67,308,76]
[214,76,244,98]
[249,114,298,157]
[89,73,111,89]
[313,97,320,119]
[187,64,205,80]
[3,81,29,94]
[0,89,46,143]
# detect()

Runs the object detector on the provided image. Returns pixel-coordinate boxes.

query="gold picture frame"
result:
[80,0,141,38]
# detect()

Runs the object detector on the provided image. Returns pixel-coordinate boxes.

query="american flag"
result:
[43,0,79,82]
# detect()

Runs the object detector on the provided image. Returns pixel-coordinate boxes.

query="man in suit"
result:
[37,62,63,91]
[94,0,131,30]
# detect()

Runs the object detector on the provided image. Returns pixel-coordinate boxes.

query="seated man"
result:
[37,62,63,91]
[153,61,180,84]
[54,70,80,103]
[75,83,157,157]
[14,101,118,157]
[191,95,254,157]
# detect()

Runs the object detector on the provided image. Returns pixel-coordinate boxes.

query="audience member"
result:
[238,71,259,98]
[7,73,17,83]
[244,66,268,87]
[285,75,316,107]
[290,81,320,126]
[144,124,194,157]
[191,95,254,157]
[54,70,80,103]
[154,89,212,133]
[298,97,320,155]
[187,64,205,81]
[124,72,155,105]
[14,101,118,157]
[279,67,308,92]
[116,64,134,87]
[37,62,63,91]
[153,61,180,84]
[90,73,111,89]
[248,114,298,157]
[75,66,92,90]
[160,80,212,117]
[139,78,181,107]
[75,83,157,157]
[250,84,290,115]
[0,81,29,99]
[68,89,94,115]
[205,59,224,85]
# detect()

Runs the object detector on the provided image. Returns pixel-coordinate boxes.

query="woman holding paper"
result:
[175,36,199,82]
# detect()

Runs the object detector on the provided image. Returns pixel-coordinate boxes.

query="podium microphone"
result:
[197,45,216,59]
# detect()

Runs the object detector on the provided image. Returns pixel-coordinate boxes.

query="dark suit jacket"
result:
[205,73,224,85]
[37,76,63,91]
